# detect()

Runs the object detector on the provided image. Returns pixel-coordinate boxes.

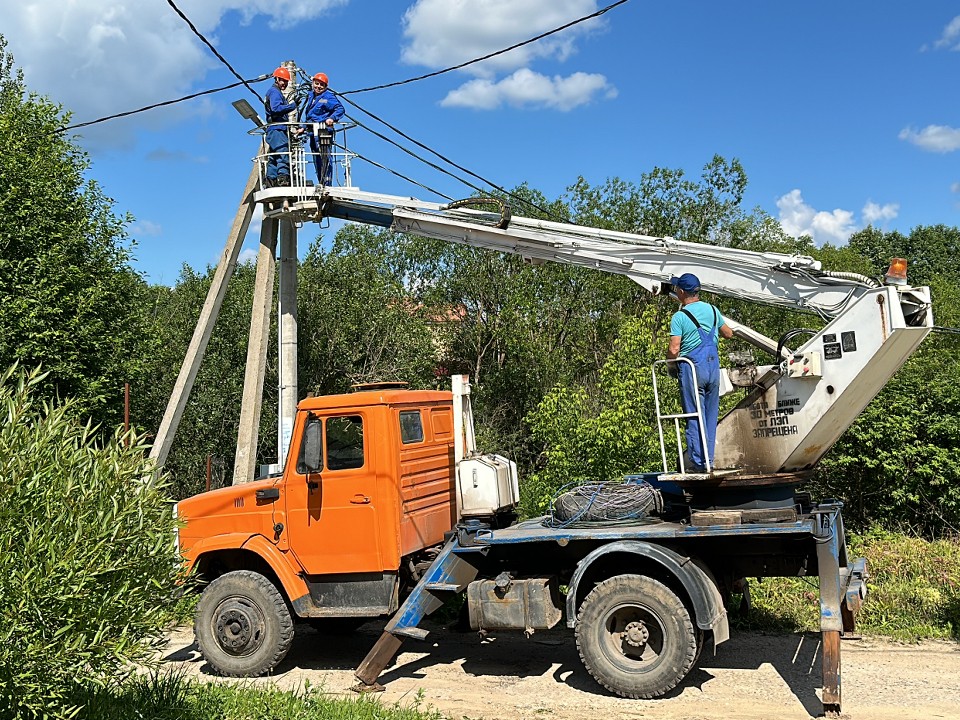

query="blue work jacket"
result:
[302,89,345,125]
[265,85,298,128]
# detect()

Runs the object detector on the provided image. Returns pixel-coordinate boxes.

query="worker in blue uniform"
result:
[264,67,298,187]
[666,273,734,472]
[302,72,345,186]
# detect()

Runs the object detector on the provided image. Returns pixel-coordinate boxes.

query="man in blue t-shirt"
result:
[666,273,734,472]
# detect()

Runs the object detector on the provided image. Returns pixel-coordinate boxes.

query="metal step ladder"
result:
[651,357,712,475]
[354,535,481,690]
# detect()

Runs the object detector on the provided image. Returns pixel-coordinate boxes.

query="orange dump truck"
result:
[175,381,514,676]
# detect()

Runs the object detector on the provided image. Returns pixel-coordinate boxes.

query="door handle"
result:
[350,494,371,504]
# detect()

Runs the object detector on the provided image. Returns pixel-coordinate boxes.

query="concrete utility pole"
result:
[277,218,298,468]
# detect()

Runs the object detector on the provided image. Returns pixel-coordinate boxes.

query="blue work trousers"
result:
[677,334,720,471]
[266,126,290,181]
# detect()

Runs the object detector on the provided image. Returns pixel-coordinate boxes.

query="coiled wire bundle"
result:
[545,481,663,528]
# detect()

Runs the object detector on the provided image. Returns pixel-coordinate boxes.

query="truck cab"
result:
[176,385,463,675]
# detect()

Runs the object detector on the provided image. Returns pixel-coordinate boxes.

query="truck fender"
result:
[565,540,729,645]
[241,534,311,605]
[186,532,310,607]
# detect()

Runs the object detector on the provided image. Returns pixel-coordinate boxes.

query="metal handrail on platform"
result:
[652,357,711,475]
[248,121,358,196]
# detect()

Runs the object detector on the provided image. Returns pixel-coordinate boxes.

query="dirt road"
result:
[162,622,960,720]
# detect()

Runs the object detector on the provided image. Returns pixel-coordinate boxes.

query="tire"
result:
[575,574,698,699]
[194,570,294,677]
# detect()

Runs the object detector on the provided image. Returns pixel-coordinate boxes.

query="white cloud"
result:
[130,219,163,237]
[776,189,857,246]
[861,200,899,225]
[4,1,347,148]
[952,182,960,194]
[930,15,960,51]
[401,0,604,76]
[898,125,960,153]
[441,68,615,110]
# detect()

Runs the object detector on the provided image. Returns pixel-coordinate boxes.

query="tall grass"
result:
[736,528,960,641]
[70,672,443,720]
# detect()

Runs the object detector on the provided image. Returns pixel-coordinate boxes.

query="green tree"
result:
[523,306,667,515]
[0,367,182,718]
[0,37,150,427]
[135,262,276,498]
[297,226,441,395]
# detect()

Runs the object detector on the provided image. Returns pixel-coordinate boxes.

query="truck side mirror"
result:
[297,417,323,474]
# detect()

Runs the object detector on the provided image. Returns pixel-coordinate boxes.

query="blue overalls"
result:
[678,307,721,471]
[302,89,344,185]
[264,85,298,183]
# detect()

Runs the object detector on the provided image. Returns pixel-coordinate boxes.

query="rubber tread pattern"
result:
[575,574,698,699]
[195,570,294,677]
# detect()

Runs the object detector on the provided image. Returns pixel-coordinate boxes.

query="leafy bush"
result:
[0,367,183,719]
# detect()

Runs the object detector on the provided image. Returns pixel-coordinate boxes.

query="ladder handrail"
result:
[652,357,712,474]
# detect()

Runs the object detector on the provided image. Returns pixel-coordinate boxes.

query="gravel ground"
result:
[161,621,960,720]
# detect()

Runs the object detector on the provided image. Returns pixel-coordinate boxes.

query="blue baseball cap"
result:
[670,273,701,292]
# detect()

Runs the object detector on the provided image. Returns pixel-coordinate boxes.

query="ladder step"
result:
[659,412,698,420]
[393,626,430,640]
[424,582,463,593]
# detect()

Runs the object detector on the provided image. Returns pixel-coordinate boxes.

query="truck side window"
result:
[326,415,364,471]
[399,410,424,444]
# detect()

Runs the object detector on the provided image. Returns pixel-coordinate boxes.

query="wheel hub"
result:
[215,600,263,655]
[622,620,649,648]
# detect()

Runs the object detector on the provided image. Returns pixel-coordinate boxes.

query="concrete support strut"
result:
[149,164,259,470]
[233,217,279,485]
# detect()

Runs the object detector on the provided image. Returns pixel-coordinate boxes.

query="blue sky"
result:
[4,1,960,284]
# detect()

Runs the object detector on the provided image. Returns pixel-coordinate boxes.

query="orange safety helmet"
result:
[273,67,292,81]
[312,72,329,85]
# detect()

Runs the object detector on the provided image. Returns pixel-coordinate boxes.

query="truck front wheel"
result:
[575,574,698,698]
[195,570,294,677]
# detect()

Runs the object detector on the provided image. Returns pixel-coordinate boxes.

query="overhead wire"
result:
[58,76,270,133]
[339,0,631,95]
[156,0,603,207]
[333,141,454,201]
[165,0,264,103]
[337,94,564,220]
[339,110,496,201]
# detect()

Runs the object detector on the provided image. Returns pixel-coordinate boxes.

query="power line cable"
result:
[338,93,563,220]
[340,0,630,95]
[163,0,455,203]
[59,75,270,133]
[165,0,264,103]
[335,142,454,201]
[341,111,489,198]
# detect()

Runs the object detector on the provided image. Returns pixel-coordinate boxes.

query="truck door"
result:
[286,413,382,574]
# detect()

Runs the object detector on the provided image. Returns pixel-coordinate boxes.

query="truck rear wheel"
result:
[575,574,697,698]
[195,570,294,677]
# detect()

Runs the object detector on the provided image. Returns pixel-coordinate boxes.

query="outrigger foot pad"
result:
[351,680,385,694]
